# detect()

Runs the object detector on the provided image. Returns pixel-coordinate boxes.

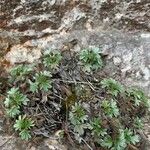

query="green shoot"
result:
[101,78,124,97]
[4,88,29,118]
[43,50,62,69]
[29,71,52,92]
[79,47,103,72]
[14,115,34,140]
[69,102,88,135]
[101,99,119,118]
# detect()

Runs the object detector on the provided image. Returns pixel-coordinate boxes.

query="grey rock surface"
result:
[0,0,150,48]
[5,29,150,97]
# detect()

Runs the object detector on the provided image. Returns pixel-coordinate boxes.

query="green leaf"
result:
[19,130,32,140]
[69,102,88,136]
[101,78,124,97]
[79,48,103,72]
[6,106,20,118]
[126,88,149,107]
[14,115,34,131]
[43,50,62,69]
[100,136,113,149]
[10,64,33,81]
[29,80,38,93]
[134,117,143,129]
[89,117,107,137]
[33,71,52,92]
[4,88,29,109]
[101,99,119,118]
[124,128,140,145]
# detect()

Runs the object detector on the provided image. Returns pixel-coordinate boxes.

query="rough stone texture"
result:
[5,29,150,97]
[0,0,150,50]
[0,135,67,150]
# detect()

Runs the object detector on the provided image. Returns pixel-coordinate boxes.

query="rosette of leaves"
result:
[9,64,33,82]
[101,78,124,97]
[101,99,119,118]
[69,102,88,136]
[88,117,107,143]
[4,88,29,118]
[100,128,139,150]
[79,47,103,72]
[126,88,150,109]
[43,50,62,69]
[29,71,52,92]
[14,115,34,140]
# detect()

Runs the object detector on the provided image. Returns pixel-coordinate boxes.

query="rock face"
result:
[4,29,150,97]
[0,0,150,47]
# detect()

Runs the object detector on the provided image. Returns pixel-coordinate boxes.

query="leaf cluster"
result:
[29,71,52,92]
[14,115,34,140]
[79,47,103,72]
[4,88,29,118]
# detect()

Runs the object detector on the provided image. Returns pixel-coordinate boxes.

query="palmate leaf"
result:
[126,88,150,108]
[101,99,119,118]
[134,117,143,129]
[43,50,62,69]
[69,103,88,136]
[29,80,38,93]
[35,71,52,91]
[101,78,124,97]
[79,48,103,72]
[10,64,33,81]
[19,130,31,140]
[124,128,140,145]
[74,124,87,135]
[89,117,107,137]
[14,115,34,131]
[14,115,34,140]
[30,71,52,92]
[100,135,113,149]
[70,103,88,123]
[6,106,20,118]
[4,87,29,108]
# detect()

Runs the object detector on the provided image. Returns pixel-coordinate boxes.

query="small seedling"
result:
[100,135,113,149]
[126,88,150,108]
[124,128,139,145]
[69,102,88,135]
[101,129,139,150]
[4,88,29,118]
[101,99,119,118]
[9,64,33,81]
[43,50,62,69]
[89,117,107,137]
[79,47,103,72]
[101,78,124,97]
[14,115,34,140]
[29,71,52,92]
[134,117,143,129]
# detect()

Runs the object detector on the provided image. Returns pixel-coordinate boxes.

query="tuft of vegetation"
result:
[69,102,88,136]
[101,78,124,97]
[101,99,120,118]
[79,47,103,72]
[126,88,150,108]
[9,64,33,82]
[43,50,62,69]
[1,48,149,149]
[14,115,34,140]
[100,128,139,150]
[29,71,52,92]
[4,88,29,118]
